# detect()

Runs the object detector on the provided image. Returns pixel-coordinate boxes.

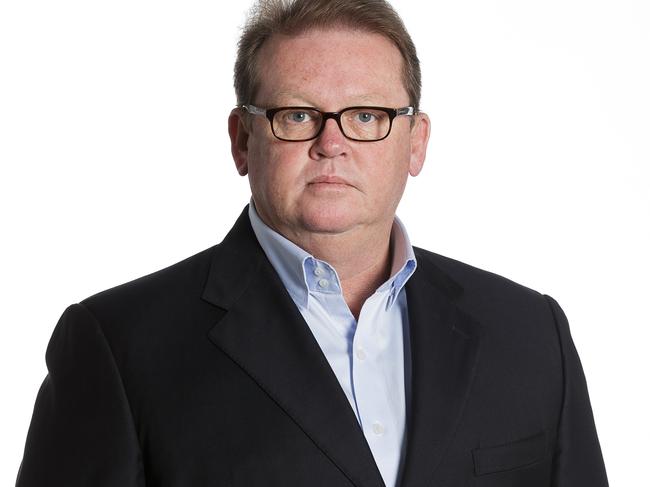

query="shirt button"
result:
[318,278,329,288]
[314,267,324,277]
[372,422,385,436]
[355,347,366,361]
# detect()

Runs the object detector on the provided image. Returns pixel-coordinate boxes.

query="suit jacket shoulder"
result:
[80,245,216,321]
[413,246,557,338]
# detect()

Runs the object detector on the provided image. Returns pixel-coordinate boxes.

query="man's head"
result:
[234,0,422,112]
[229,0,430,242]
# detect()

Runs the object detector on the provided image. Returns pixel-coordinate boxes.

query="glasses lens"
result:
[341,108,391,141]
[272,108,322,141]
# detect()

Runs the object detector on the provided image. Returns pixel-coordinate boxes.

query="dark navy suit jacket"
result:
[17,206,608,486]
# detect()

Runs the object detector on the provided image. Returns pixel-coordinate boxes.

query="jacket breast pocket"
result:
[472,430,550,479]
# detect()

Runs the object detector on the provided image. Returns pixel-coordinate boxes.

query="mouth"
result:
[308,176,352,186]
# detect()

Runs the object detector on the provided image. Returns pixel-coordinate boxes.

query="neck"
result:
[286,222,394,320]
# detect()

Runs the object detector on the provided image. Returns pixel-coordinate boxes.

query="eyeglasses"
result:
[240,104,415,142]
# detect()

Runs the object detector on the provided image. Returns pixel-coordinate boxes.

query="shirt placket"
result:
[352,291,401,485]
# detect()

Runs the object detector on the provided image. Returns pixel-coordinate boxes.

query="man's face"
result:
[229,28,430,240]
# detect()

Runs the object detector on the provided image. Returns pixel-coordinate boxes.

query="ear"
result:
[228,108,250,176]
[408,112,431,177]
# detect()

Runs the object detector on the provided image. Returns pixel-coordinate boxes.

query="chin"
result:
[298,203,358,235]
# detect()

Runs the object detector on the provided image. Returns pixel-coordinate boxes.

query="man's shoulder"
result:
[413,248,564,368]
[415,247,542,296]
[413,246,554,324]
[79,244,218,320]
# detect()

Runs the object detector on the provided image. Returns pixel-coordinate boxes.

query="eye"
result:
[356,112,377,123]
[284,110,312,123]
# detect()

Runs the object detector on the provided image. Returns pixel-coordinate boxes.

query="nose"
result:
[309,117,349,160]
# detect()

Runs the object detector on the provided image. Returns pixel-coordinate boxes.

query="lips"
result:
[308,176,351,185]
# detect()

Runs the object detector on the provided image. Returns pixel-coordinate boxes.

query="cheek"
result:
[247,140,305,200]
[368,143,411,196]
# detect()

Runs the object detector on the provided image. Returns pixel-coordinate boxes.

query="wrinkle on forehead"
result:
[266,91,392,108]
[255,27,408,109]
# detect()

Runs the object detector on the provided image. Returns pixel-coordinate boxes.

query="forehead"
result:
[255,28,408,107]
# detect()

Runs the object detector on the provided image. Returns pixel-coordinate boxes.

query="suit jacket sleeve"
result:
[16,303,145,487]
[545,295,608,487]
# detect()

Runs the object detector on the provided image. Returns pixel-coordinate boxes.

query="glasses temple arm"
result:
[241,104,267,116]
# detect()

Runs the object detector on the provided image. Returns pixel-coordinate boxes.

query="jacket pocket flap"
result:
[472,430,548,476]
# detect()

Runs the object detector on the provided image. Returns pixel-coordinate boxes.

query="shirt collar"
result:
[248,200,417,310]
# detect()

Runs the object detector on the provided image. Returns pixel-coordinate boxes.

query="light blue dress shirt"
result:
[248,202,417,487]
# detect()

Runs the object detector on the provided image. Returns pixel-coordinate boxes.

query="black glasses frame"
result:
[240,104,415,142]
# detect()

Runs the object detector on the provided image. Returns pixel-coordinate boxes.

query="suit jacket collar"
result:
[202,206,482,487]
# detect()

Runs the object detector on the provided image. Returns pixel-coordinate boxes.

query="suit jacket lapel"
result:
[399,252,483,487]
[202,208,385,487]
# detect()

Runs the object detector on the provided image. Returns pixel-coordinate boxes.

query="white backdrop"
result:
[1,0,648,484]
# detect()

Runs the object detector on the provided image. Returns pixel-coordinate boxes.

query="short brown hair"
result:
[234,0,422,111]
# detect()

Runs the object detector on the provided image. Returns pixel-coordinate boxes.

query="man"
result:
[17,0,608,486]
